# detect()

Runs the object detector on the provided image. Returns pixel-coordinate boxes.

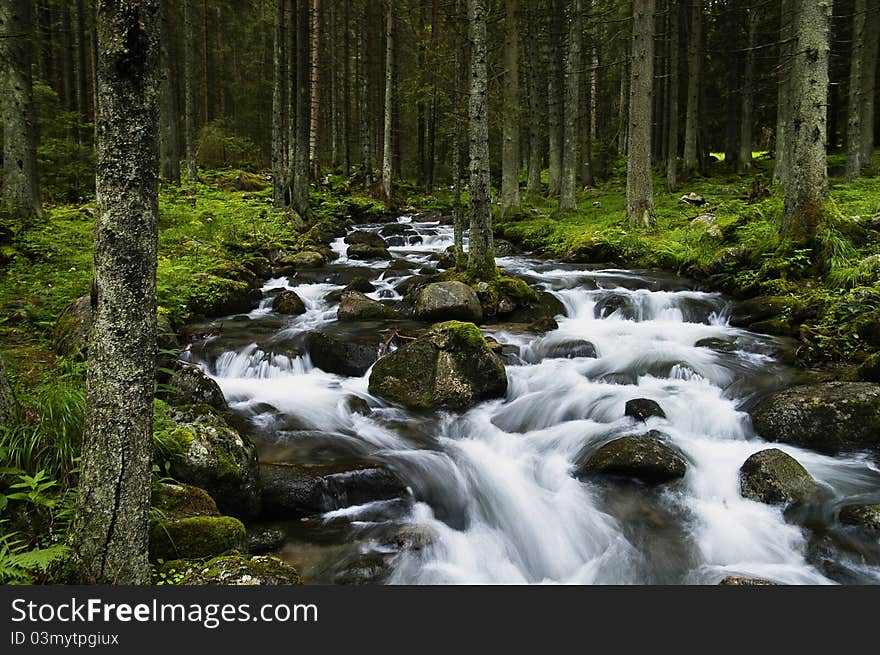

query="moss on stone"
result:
[149,515,246,562]
[175,553,304,585]
[151,483,219,518]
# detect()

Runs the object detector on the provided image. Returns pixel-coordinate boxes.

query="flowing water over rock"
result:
[181,217,880,585]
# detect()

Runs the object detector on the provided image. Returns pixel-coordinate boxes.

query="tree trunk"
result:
[781,0,832,241]
[329,0,338,168]
[860,6,880,167]
[158,0,181,185]
[343,0,351,176]
[682,0,701,174]
[467,0,494,280]
[617,64,628,154]
[666,0,680,191]
[287,0,296,192]
[0,0,43,223]
[293,0,311,218]
[272,0,286,206]
[560,0,582,211]
[501,0,521,214]
[738,3,758,172]
[547,0,563,196]
[453,0,466,270]
[846,0,867,181]
[74,0,89,122]
[773,0,793,185]
[61,2,74,112]
[184,0,198,186]
[381,0,394,203]
[526,0,544,194]
[627,0,655,227]
[309,0,319,177]
[358,1,371,184]
[72,0,160,585]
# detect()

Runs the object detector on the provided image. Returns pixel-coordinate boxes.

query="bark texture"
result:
[272,0,286,206]
[381,0,394,203]
[158,0,180,184]
[546,0,563,196]
[626,0,655,227]
[293,0,311,218]
[183,0,198,185]
[501,0,521,214]
[666,0,680,191]
[72,0,160,585]
[846,0,867,181]
[738,4,758,172]
[781,0,832,240]
[682,0,701,174]
[773,0,793,185]
[560,0,581,211]
[860,6,879,166]
[0,0,43,223]
[467,0,494,279]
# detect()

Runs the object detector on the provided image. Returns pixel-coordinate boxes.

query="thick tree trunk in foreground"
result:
[467,0,494,280]
[781,0,832,240]
[72,0,160,585]
[501,0,521,214]
[381,0,394,203]
[183,0,198,186]
[846,0,867,181]
[272,0,286,206]
[627,0,655,227]
[682,0,701,175]
[0,0,43,223]
[560,0,581,211]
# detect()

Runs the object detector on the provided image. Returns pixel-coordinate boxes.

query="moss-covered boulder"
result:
[149,515,246,562]
[276,250,325,269]
[0,355,18,429]
[413,281,484,323]
[729,296,795,330]
[577,432,687,485]
[625,398,667,422]
[344,230,387,248]
[167,405,261,518]
[739,448,820,505]
[306,331,378,376]
[186,275,263,318]
[167,366,228,412]
[53,295,93,357]
[505,291,567,324]
[347,243,392,260]
[272,290,307,315]
[162,553,304,585]
[368,321,508,409]
[337,291,399,321]
[471,275,540,319]
[749,382,880,454]
[839,504,880,531]
[151,482,220,518]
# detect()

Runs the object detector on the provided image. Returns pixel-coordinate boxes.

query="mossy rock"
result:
[186,274,262,318]
[368,320,507,409]
[207,261,259,287]
[347,243,392,260]
[577,432,687,485]
[470,274,540,318]
[838,504,880,531]
[344,230,387,248]
[151,482,219,519]
[739,448,820,505]
[149,515,246,562]
[749,382,880,453]
[272,290,307,315]
[167,405,261,518]
[166,365,228,411]
[162,553,303,586]
[337,291,399,321]
[276,250,326,269]
[729,296,796,329]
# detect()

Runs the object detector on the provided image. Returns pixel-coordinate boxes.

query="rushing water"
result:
[182,217,880,585]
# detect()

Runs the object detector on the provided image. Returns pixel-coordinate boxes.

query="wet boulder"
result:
[729,296,794,330]
[839,504,880,531]
[260,462,408,518]
[413,281,483,323]
[0,355,19,429]
[739,448,821,505]
[578,432,687,485]
[246,525,287,554]
[347,243,392,260]
[168,554,303,585]
[749,382,880,454]
[166,365,228,412]
[276,250,325,269]
[344,230,387,248]
[306,332,378,377]
[272,290,307,315]
[369,321,508,409]
[506,291,567,324]
[151,482,220,518]
[337,291,399,321]
[149,515,246,562]
[625,398,667,422]
[695,337,737,352]
[545,339,597,359]
[167,405,261,519]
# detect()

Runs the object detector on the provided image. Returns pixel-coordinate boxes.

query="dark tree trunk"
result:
[272,0,286,206]
[627,0,655,227]
[184,0,198,186]
[293,0,311,218]
[72,0,160,585]
[560,0,581,211]
[158,0,181,185]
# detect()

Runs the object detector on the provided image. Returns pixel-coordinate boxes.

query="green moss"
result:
[429,321,488,351]
[151,483,219,518]
[149,515,246,562]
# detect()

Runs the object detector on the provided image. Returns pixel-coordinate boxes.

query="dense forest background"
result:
[2,0,880,585]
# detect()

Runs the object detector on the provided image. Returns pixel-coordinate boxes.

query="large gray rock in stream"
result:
[344,230,388,248]
[0,355,18,428]
[739,448,821,506]
[337,291,399,321]
[749,382,880,454]
[166,365,229,412]
[577,432,687,485]
[368,321,507,409]
[306,332,378,377]
[413,281,483,323]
